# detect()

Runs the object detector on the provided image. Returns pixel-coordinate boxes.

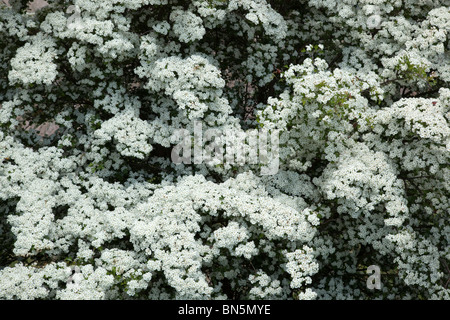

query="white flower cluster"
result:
[0,0,449,300]
[285,246,319,290]
[8,33,58,86]
[316,143,408,227]
[170,8,206,43]
[0,262,70,300]
[93,111,154,159]
[235,0,288,40]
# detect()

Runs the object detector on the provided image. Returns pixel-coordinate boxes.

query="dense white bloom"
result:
[8,33,58,85]
[170,9,206,43]
[0,0,448,301]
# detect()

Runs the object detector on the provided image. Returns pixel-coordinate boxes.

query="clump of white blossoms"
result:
[0,0,449,300]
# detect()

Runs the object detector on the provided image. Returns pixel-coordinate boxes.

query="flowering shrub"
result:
[0,0,449,300]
